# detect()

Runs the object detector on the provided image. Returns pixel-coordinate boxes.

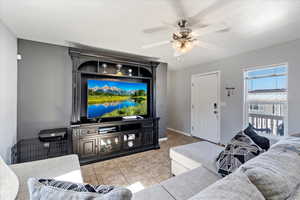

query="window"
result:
[244,64,288,136]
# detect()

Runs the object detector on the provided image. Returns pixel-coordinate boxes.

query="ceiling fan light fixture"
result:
[173,39,195,53]
[181,41,193,53]
[172,40,182,49]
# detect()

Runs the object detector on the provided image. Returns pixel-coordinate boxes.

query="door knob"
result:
[214,103,218,109]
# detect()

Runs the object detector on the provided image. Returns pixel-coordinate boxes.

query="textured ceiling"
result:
[1,0,300,70]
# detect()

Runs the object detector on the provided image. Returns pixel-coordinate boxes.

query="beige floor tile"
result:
[84,175,99,185]
[102,174,128,186]
[101,168,123,180]
[81,165,95,177]
[80,130,201,188]
[153,173,171,183]
[127,177,158,188]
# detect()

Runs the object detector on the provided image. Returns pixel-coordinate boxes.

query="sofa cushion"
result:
[171,160,191,176]
[170,142,224,173]
[241,137,300,200]
[0,156,19,200]
[28,178,132,200]
[10,154,83,200]
[188,170,265,200]
[244,124,270,150]
[132,184,174,200]
[161,166,220,200]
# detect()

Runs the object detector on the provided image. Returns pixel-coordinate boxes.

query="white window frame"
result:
[243,63,288,136]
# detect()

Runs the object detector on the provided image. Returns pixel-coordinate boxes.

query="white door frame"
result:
[191,71,221,142]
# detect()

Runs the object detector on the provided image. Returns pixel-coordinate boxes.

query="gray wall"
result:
[0,20,17,163]
[168,39,300,144]
[18,40,72,140]
[18,39,168,140]
[156,63,168,138]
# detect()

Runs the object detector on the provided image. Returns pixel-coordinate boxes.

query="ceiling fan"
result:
[142,0,232,56]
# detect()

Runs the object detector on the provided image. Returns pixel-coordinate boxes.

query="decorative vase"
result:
[116,64,122,75]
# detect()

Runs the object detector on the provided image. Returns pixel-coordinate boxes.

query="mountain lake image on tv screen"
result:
[87,79,148,119]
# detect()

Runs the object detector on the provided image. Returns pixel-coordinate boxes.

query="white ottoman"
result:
[170,141,224,176]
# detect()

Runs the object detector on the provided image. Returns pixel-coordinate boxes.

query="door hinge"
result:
[192,105,194,109]
[192,83,194,87]
[192,126,194,131]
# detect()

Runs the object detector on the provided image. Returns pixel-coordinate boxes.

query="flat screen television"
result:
[87,79,148,119]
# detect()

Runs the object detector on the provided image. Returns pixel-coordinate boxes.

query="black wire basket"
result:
[11,138,70,164]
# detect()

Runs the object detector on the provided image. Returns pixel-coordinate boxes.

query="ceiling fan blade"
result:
[193,23,230,37]
[188,0,234,26]
[161,21,178,28]
[143,26,170,34]
[216,27,231,33]
[142,40,171,49]
[194,40,218,50]
[191,23,210,30]
[143,20,176,34]
[169,0,187,20]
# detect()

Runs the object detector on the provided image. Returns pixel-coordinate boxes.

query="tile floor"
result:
[81,130,200,188]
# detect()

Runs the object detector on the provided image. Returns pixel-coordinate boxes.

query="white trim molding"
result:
[167,128,191,136]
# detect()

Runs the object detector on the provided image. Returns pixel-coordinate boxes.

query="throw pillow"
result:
[27,178,132,200]
[188,170,265,200]
[244,124,270,150]
[216,131,263,177]
[241,137,300,200]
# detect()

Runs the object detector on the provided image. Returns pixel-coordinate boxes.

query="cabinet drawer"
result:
[73,128,98,137]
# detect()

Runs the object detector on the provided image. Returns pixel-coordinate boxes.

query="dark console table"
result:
[11,118,159,165]
[71,118,160,165]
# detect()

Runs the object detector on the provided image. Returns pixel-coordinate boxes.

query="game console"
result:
[122,116,144,120]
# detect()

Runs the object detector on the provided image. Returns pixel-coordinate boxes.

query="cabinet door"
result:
[142,122,154,146]
[99,135,122,156]
[79,138,98,158]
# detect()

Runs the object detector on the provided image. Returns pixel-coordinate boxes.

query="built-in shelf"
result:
[79,71,152,80]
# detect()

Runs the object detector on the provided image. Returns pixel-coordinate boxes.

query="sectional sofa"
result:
[133,136,295,200]
[2,135,299,200]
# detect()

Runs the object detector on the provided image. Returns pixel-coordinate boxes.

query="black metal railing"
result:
[248,113,284,136]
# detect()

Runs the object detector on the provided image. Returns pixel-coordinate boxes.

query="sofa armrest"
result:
[10,154,82,200]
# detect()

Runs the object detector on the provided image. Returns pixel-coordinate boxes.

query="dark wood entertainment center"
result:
[69,48,160,164]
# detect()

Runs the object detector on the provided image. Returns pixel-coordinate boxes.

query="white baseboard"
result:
[159,137,168,142]
[167,128,192,136]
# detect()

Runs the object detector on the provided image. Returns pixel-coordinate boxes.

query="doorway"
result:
[191,71,220,143]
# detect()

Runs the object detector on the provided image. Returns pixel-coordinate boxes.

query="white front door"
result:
[191,72,220,143]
